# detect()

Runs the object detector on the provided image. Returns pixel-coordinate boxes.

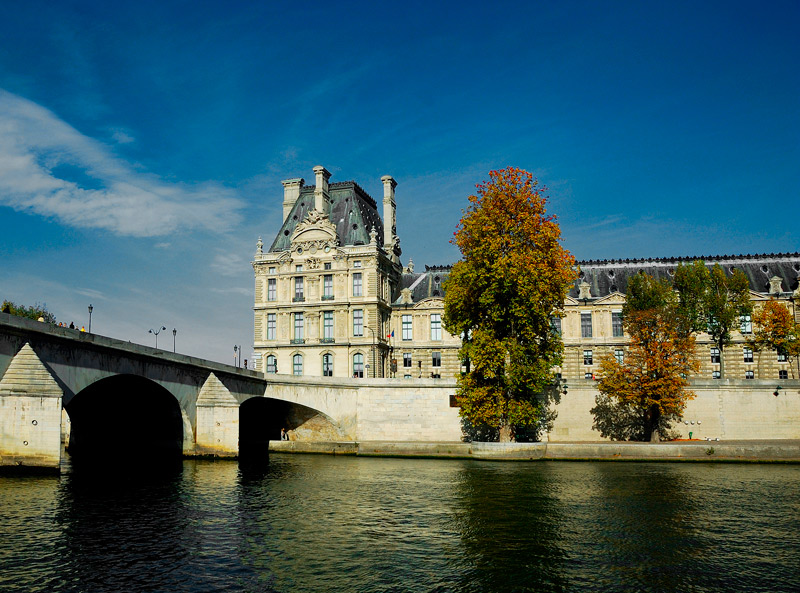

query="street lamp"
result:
[87,304,93,333]
[172,328,177,353]
[234,345,241,368]
[149,326,166,348]
[366,326,376,377]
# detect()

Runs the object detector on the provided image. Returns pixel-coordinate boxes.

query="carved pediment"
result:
[291,209,339,249]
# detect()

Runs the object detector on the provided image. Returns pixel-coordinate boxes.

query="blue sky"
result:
[1,0,798,363]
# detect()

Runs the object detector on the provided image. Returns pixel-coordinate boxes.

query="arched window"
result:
[322,353,333,377]
[266,355,277,374]
[353,353,364,378]
[293,354,303,376]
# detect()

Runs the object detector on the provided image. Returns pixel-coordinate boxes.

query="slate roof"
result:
[394,266,451,305]
[269,181,384,252]
[570,253,800,299]
[391,254,800,305]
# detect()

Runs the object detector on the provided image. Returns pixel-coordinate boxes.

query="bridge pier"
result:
[195,373,239,457]
[0,343,63,470]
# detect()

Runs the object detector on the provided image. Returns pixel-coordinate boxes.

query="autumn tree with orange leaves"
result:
[443,168,575,442]
[748,299,800,378]
[592,273,699,442]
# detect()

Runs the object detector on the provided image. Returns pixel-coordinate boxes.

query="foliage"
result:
[748,299,800,378]
[701,264,752,378]
[1,300,56,323]
[593,273,699,442]
[443,167,575,441]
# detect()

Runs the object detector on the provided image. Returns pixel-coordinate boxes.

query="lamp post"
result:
[366,326,376,378]
[149,326,166,348]
[234,345,240,368]
[87,304,93,333]
[172,328,177,353]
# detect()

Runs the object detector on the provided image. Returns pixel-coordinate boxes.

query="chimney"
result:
[281,178,304,222]
[313,165,331,215]
[381,175,397,249]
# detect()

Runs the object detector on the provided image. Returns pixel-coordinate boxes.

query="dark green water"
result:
[1,455,798,593]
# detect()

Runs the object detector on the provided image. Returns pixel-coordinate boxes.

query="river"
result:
[1,454,798,592]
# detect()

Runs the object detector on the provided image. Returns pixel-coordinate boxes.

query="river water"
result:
[1,454,798,593]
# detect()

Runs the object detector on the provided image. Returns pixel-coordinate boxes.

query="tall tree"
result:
[748,299,800,378]
[701,265,752,379]
[443,168,575,442]
[593,273,699,442]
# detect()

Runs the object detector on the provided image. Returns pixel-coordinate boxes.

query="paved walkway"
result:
[269,439,800,462]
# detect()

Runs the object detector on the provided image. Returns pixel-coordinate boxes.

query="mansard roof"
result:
[269,181,384,252]
[391,253,800,305]
[395,266,451,305]
[570,253,800,300]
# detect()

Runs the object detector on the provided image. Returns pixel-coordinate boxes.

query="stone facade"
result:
[255,167,800,385]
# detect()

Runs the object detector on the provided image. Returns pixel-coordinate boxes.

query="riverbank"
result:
[268,439,800,462]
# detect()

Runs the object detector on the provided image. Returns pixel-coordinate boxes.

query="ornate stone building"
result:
[254,166,800,382]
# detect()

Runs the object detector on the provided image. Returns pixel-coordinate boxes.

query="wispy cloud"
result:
[0,90,244,237]
[210,251,248,277]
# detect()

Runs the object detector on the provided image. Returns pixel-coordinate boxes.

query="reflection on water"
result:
[1,456,799,593]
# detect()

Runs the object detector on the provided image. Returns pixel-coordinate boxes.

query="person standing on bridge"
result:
[281,428,288,441]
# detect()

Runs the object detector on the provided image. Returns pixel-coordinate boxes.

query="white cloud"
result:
[210,251,248,277]
[0,89,244,237]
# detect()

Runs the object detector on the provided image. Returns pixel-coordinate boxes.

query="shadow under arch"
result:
[65,373,183,465]
[239,397,345,458]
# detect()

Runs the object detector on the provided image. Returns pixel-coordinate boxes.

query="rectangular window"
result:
[293,313,304,342]
[402,315,413,340]
[403,353,412,368]
[581,312,592,338]
[295,264,303,272]
[743,347,753,363]
[431,314,442,341]
[432,352,441,367]
[353,309,363,337]
[353,260,362,268]
[353,272,363,297]
[266,314,276,340]
[612,311,623,337]
[324,262,332,270]
[293,354,302,376]
[740,314,752,334]
[294,277,304,301]
[583,349,593,365]
[267,278,276,301]
[323,275,333,299]
[712,370,721,379]
[266,355,277,374]
[779,369,789,380]
[614,348,624,365]
[745,370,754,379]
[778,349,788,362]
[268,267,276,274]
[550,316,562,336]
[710,348,720,364]
[323,311,334,341]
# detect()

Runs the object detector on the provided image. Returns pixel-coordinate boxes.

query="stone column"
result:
[0,343,63,470]
[195,373,239,457]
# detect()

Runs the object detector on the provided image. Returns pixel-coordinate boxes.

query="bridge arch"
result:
[65,374,183,462]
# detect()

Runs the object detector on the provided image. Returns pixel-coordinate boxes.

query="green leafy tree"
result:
[592,273,699,442]
[700,265,752,379]
[2,300,56,323]
[443,167,575,442]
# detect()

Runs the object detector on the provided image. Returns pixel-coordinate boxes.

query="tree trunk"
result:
[718,341,726,379]
[648,405,661,442]
[499,423,515,442]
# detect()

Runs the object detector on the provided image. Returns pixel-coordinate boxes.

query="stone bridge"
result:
[0,313,461,471]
